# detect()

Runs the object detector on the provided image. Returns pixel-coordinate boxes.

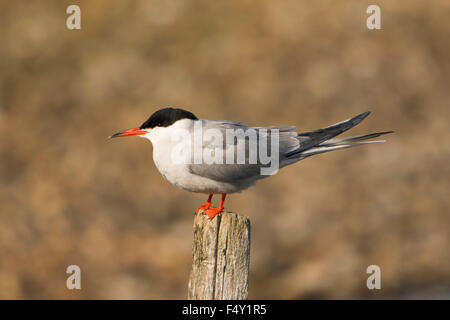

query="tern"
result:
[110,107,392,219]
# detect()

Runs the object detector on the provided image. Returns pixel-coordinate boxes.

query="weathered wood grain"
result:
[188,211,251,300]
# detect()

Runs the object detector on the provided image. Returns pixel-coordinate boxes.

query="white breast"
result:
[142,119,241,194]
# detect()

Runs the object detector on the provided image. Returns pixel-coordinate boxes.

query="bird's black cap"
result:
[139,107,198,129]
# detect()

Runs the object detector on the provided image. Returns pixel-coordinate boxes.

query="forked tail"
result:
[286,112,393,159]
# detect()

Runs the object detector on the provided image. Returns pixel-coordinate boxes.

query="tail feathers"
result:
[300,130,393,158]
[319,131,394,147]
[286,111,370,157]
[300,140,386,158]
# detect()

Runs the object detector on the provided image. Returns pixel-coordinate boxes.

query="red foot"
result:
[195,202,212,215]
[204,207,223,220]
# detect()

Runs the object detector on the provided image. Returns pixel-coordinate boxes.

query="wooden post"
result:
[188,211,251,300]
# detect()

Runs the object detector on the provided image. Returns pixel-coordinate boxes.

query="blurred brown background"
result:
[1,0,449,299]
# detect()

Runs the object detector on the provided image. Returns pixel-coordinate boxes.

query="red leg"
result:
[204,194,226,220]
[195,194,213,214]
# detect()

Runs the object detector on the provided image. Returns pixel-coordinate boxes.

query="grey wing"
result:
[186,112,386,182]
[284,111,371,158]
[187,112,389,182]
[187,120,300,182]
[283,111,392,160]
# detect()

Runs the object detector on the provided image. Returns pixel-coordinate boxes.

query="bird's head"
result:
[109,107,197,139]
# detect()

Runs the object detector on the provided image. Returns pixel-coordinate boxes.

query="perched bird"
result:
[110,107,392,219]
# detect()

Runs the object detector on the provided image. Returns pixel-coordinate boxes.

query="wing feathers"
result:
[286,111,371,157]
[187,113,391,182]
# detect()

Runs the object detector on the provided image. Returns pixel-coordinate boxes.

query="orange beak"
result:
[109,127,147,138]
